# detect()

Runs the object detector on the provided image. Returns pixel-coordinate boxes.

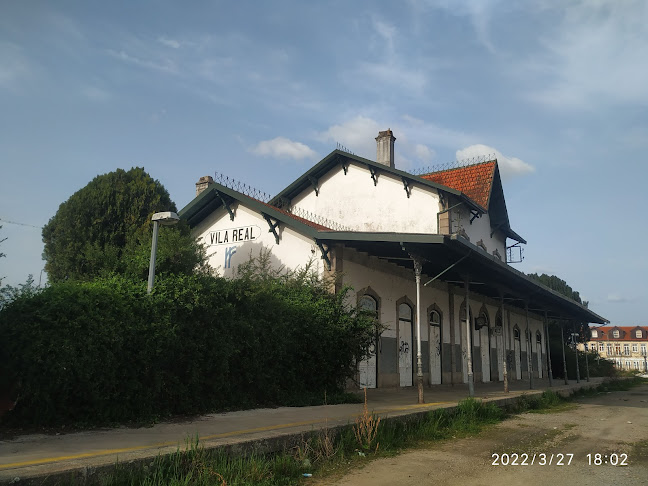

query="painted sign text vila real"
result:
[208,225,261,246]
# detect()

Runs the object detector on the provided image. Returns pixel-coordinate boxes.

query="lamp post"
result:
[147,211,180,294]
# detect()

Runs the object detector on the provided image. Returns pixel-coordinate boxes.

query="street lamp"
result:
[147,211,180,294]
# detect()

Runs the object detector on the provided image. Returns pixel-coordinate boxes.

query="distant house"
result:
[180,129,606,389]
[582,326,648,372]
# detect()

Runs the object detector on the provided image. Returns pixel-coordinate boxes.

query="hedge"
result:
[0,272,374,427]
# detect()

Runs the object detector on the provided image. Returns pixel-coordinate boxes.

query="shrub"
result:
[0,267,374,427]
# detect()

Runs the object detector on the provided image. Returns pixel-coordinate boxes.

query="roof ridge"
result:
[413,157,497,177]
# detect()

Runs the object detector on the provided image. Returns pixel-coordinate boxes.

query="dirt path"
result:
[325,384,648,486]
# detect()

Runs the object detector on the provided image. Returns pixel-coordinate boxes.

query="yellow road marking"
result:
[0,401,451,471]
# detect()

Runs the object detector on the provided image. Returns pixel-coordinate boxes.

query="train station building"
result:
[180,130,606,390]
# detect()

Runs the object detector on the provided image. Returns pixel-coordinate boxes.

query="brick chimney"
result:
[375,129,396,168]
[195,175,214,197]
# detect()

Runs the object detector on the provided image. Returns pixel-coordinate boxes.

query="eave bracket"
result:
[368,165,378,186]
[263,214,281,244]
[215,191,236,221]
[402,177,412,198]
[308,176,320,196]
[342,160,351,175]
[316,240,332,270]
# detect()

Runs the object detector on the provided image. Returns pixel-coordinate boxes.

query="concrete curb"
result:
[0,380,606,485]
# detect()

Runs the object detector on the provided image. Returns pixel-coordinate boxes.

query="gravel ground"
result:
[324,383,648,486]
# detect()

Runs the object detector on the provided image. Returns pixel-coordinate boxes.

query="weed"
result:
[71,378,646,485]
[353,387,381,453]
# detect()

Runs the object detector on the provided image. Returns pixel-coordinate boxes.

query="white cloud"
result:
[81,85,110,102]
[525,1,648,108]
[372,18,397,55]
[346,16,428,94]
[250,137,317,161]
[607,293,633,303]
[414,144,435,162]
[400,114,474,149]
[106,49,178,74]
[456,144,534,180]
[0,43,33,89]
[417,0,503,52]
[158,37,181,49]
[357,62,428,93]
[149,108,167,122]
[317,116,382,158]
[318,115,472,166]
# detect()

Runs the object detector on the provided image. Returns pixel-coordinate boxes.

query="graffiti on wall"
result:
[224,246,237,269]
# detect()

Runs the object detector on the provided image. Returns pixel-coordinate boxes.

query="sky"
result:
[1,1,646,325]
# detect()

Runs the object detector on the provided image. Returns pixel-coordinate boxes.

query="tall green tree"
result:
[42,168,206,282]
[527,272,588,307]
[527,272,604,377]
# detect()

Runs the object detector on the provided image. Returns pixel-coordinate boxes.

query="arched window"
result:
[359,295,378,316]
[475,305,489,330]
[359,294,379,356]
[513,326,521,340]
[459,302,474,326]
[536,331,542,345]
[399,303,413,323]
[430,309,441,327]
[398,302,413,358]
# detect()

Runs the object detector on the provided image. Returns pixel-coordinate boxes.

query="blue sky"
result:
[1,1,646,325]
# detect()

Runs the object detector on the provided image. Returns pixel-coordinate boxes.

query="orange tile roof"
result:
[420,160,497,210]
[590,326,648,341]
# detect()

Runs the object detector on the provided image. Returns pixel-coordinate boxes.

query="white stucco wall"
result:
[193,203,323,278]
[341,249,450,387]
[291,163,440,234]
[453,207,506,259]
[342,257,449,339]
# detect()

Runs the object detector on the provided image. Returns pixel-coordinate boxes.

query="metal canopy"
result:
[317,232,607,324]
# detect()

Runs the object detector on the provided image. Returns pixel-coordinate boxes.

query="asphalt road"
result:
[327,383,648,486]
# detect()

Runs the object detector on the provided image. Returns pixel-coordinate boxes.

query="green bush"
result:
[0,266,374,427]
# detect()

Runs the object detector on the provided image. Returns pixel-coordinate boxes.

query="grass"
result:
[60,377,647,485]
[569,376,646,398]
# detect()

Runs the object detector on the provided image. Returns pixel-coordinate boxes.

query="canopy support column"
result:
[525,302,534,389]
[500,294,509,393]
[561,323,569,385]
[465,276,475,397]
[414,257,424,404]
[544,311,553,387]
[573,321,581,383]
